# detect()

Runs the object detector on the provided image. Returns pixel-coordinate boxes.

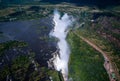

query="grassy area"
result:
[0,3,97,22]
[75,27,120,74]
[0,5,53,22]
[67,31,109,81]
[76,12,120,72]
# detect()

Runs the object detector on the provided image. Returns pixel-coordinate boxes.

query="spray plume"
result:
[50,10,73,81]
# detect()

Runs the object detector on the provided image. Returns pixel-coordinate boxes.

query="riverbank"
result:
[67,31,109,81]
[74,31,120,81]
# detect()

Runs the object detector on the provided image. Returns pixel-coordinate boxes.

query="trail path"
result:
[74,32,120,81]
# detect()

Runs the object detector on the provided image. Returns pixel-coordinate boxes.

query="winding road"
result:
[74,32,120,81]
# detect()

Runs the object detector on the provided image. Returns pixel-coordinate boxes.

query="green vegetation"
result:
[0,54,60,81]
[11,55,60,81]
[0,41,28,56]
[0,47,60,81]
[0,5,52,21]
[0,65,10,80]
[76,14,120,74]
[0,54,31,80]
[67,31,109,81]
[0,40,60,81]
[76,28,120,73]
[0,2,120,81]
[11,55,30,81]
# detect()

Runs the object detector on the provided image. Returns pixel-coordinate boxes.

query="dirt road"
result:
[74,32,120,81]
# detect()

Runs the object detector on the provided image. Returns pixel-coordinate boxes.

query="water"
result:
[0,17,56,67]
[49,10,73,81]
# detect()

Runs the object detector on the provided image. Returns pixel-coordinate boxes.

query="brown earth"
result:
[74,32,120,81]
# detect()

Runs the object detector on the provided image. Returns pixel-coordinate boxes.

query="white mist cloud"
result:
[50,10,73,81]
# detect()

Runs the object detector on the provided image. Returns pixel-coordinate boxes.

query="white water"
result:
[50,10,73,81]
